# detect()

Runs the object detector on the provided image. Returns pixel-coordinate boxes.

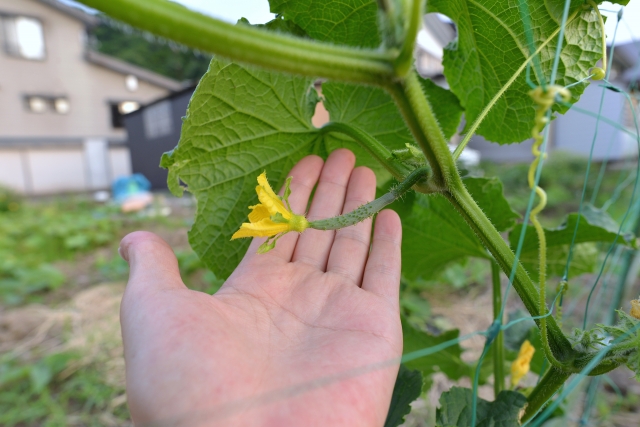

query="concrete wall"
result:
[0,143,132,194]
[468,82,637,164]
[553,82,637,161]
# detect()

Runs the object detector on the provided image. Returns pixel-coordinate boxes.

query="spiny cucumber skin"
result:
[309,167,429,231]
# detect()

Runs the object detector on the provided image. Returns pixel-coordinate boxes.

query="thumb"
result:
[119,231,186,295]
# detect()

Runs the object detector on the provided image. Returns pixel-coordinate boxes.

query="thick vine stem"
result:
[75,0,396,85]
[444,190,575,364]
[386,72,453,191]
[521,367,571,423]
[310,167,429,230]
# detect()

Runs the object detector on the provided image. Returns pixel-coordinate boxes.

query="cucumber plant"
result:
[78,0,640,425]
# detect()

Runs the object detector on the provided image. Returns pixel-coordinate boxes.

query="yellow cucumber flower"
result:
[511,340,535,388]
[232,172,309,253]
[630,299,640,320]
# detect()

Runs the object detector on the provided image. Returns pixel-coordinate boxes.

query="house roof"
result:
[85,50,184,91]
[37,0,98,26]
[124,83,197,117]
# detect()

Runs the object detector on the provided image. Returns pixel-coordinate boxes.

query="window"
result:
[24,95,70,114]
[2,15,46,60]
[26,96,47,113]
[110,101,140,128]
[143,101,173,139]
[54,98,70,114]
[125,75,139,92]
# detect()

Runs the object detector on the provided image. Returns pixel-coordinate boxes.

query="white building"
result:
[0,0,181,194]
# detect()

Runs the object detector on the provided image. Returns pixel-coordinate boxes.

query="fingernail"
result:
[118,246,128,262]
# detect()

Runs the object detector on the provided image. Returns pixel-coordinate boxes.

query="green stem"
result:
[320,122,412,181]
[76,0,395,85]
[386,72,453,191]
[384,70,577,365]
[522,367,571,423]
[491,260,505,397]
[310,167,429,230]
[393,0,423,76]
[445,189,575,365]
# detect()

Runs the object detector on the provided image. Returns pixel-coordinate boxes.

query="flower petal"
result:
[257,172,279,199]
[231,218,290,239]
[248,204,271,223]
[256,172,290,218]
[510,340,535,387]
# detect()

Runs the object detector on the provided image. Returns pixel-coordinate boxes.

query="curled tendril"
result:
[587,0,607,80]
[528,85,571,368]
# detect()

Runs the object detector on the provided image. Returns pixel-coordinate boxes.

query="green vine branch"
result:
[393,0,423,76]
[319,122,413,182]
[76,0,396,85]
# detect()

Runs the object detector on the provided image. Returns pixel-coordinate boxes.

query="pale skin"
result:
[119,149,403,426]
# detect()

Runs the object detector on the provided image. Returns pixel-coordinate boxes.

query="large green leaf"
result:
[161,58,321,277]
[402,193,488,280]
[463,177,520,232]
[436,387,527,427]
[237,16,308,38]
[510,205,637,251]
[269,0,381,48]
[427,0,605,144]
[509,205,637,278]
[384,364,423,427]
[517,242,599,280]
[402,177,519,280]
[402,316,469,380]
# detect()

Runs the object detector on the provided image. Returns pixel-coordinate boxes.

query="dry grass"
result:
[0,282,129,425]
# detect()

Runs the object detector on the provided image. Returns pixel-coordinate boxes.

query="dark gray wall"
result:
[124,88,194,190]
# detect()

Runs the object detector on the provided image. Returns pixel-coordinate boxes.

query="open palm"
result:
[119,150,403,427]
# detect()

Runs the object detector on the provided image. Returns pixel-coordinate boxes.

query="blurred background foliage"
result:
[89,18,211,82]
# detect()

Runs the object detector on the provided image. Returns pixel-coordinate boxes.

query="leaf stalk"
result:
[319,122,413,182]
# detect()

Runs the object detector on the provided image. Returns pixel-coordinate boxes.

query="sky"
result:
[62,0,640,45]
[165,0,640,46]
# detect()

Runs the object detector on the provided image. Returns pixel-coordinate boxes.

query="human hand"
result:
[119,149,403,427]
